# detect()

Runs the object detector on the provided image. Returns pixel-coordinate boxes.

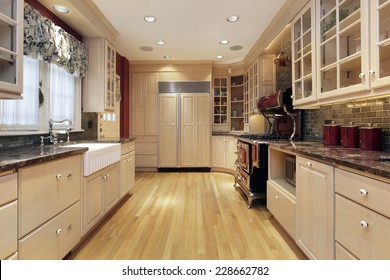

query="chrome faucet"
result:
[48,119,73,144]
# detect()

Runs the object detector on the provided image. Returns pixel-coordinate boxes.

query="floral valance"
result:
[23,3,88,77]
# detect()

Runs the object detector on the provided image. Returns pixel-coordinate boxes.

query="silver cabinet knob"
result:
[359,73,365,79]
[359,189,368,196]
[275,195,279,200]
[360,220,369,228]
[306,162,312,167]
[368,69,376,75]
[56,174,62,179]
[56,228,62,235]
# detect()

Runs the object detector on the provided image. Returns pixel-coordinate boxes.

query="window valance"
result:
[23,3,88,77]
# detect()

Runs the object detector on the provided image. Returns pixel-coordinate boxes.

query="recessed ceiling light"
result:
[140,46,154,51]
[227,15,239,23]
[216,55,224,59]
[220,40,230,45]
[156,40,165,45]
[163,55,171,60]
[52,5,70,14]
[144,15,156,23]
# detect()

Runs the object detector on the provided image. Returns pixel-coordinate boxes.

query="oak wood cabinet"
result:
[159,94,178,167]
[0,0,23,98]
[296,156,334,260]
[120,141,135,197]
[83,162,119,235]
[211,136,237,173]
[0,171,17,260]
[83,37,116,112]
[212,77,229,129]
[18,155,82,259]
[335,168,390,259]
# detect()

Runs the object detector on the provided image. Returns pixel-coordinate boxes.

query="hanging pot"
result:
[341,122,360,148]
[359,124,382,151]
[323,121,341,146]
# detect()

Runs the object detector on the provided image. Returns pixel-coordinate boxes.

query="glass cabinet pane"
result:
[320,0,336,16]
[303,78,313,98]
[379,43,390,78]
[379,2,390,42]
[1,0,16,19]
[294,18,301,41]
[321,10,337,42]
[339,23,361,59]
[339,57,361,88]
[321,38,337,67]
[321,67,337,92]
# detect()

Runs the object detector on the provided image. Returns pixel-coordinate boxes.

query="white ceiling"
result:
[38,0,288,64]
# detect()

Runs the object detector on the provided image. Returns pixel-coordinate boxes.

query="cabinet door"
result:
[369,0,390,89]
[83,173,104,235]
[159,94,178,167]
[227,137,238,170]
[0,201,17,260]
[103,164,119,212]
[212,136,227,168]
[104,41,116,111]
[0,0,23,97]
[212,77,228,126]
[120,155,129,197]
[296,156,334,259]
[144,74,157,135]
[132,73,145,135]
[181,94,196,166]
[317,0,369,99]
[128,151,135,192]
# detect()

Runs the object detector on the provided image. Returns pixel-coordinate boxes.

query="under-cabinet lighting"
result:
[144,16,156,23]
[52,5,70,14]
[227,15,239,23]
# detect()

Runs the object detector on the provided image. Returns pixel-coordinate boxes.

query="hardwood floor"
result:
[66,172,306,260]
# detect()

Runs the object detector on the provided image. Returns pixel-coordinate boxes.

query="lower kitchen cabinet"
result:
[335,168,390,259]
[211,136,237,173]
[296,156,334,260]
[120,141,135,197]
[18,202,81,260]
[0,171,17,260]
[18,155,82,260]
[83,162,120,236]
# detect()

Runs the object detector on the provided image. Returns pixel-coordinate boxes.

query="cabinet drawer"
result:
[18,201,81,260]
[0,172,17,206]
[19,155,81,237]
[335,168,390,218]
[121,141,135,155]
[335,195,390,259]
[136,155,157,167]
[267,181,296,239]
[136,142,157,154]
[0,201,17,260]
[335,242,358,260]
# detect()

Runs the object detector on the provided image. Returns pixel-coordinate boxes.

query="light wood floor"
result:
[66,171,306,260]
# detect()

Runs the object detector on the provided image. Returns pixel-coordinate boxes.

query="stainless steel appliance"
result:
[285,155,296,186]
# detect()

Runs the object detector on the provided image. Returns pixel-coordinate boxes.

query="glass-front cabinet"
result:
[370,0,390,89]
[213,77,228,127]
[0,0,23,98]
[230,75,244,131]
[317,0,368,100]
[292,1,316,105]
[105,42,116,110]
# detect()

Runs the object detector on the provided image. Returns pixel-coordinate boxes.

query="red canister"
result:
[323,121,341,145]
[359,124,382,151]
[341,122,360,148]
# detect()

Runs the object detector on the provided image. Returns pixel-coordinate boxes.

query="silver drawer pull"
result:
[56,174,62,179]
[56,228,62,235]
[67,173,73,179]
[359,189,368,196]
[67,224,72,231]
[360,221,369,228]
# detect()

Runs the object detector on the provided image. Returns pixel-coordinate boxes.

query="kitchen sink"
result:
[62,143,121,176]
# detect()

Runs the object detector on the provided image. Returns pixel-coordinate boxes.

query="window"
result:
[0,56,40,130]
[0,56,81,133]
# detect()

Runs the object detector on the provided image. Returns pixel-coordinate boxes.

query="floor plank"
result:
[66,172,306,260]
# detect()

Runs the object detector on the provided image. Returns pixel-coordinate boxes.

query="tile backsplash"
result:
[302,96,390,152]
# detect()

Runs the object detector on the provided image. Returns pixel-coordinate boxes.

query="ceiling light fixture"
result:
[227,15,239,23]
[220,40,230,45]
[144,15,156,23]
[52,5,70,14]
[163,55,171,60]
[216,55,224,59]
[156,40,165,45]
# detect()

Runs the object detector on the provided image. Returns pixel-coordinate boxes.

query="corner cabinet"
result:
[230,75,244,131]
[212,77,229,129]
[0,0,23,98]
[211,135,237,173]
[83,37,116,112]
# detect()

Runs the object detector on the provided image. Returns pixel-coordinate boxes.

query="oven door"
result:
[238,141,250,173]
[236,168,250,192]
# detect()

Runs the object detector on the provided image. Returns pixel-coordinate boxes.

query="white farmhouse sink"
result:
[64,143,121,176]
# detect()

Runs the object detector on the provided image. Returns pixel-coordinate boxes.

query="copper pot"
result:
[341,122,360,148]
[323,121,341,146]
[360,124,382,151]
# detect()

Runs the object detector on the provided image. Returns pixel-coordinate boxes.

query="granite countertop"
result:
[0,145,87,172]
[269,141,390,180]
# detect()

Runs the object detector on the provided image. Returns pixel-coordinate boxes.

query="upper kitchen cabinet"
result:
[292,1,316,106]
[83,37,116,112]
[0,0,23,98]
[230,75,244,131]
[212,77,229,130]
[132,72,157,136]
[369,0,390,90]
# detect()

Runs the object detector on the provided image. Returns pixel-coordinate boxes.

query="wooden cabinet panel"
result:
[83,172,104,234]
[159,94,178,167]
[335,168,390,218]
[19,202,81,260]
[296,156,334,259]
[19,155,81,237]
[335,194,390,259]
[335,242,358,260]
[212,137,227,168]
[0,172,17,205]
[103,165,119,212]
[0,201,17,260]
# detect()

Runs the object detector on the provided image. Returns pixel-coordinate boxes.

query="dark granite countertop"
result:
[0,145,87,172]
[212,131,246,136]
[269,141,390,180]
